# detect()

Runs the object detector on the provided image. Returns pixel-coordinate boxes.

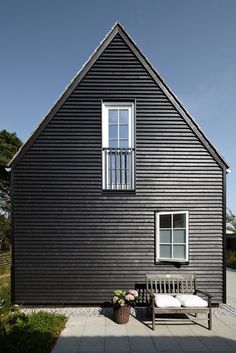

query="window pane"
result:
[109,109,118,124]
[121,170,126,185]
[115,152,121,169]
[109,169,121,186]
[112,170,116,185]
[109,125,118,139]
[160,214,171,228]
[127,152,132,170]
[119,109,129,124]
[121,153,126,168]
[127,168,131,188]
[173,245,186,259]
[173,230,186,243]
[116,169,120,185]
[119,139,129,148]
[109,139,119,148]
[160,245,171,259]
[119,125,128,139]
[109,152,122,169]
[108,153,115,169]
[173,213,186,228]
[160,230,171,243]
[108,169,115,186]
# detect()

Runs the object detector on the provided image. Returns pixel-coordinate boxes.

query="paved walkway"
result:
[227,268,236,306]
[52,313,236,353]
[49,269,236,353]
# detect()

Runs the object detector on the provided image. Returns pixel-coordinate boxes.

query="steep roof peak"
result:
[9,23,229,169]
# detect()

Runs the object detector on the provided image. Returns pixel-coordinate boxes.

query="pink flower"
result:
[129,289,138,298]
[125,293,135,301]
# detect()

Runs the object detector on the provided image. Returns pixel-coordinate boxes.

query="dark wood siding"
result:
[13,34,224,304]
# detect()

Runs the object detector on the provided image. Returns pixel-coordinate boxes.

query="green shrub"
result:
[0,276,11,314]
[0,265,10,276]
[0,266,67,352]
[0,311,67,353]
[29,311,67,339]
[226,251,236,269]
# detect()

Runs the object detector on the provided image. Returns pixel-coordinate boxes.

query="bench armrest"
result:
[196,289,213,299]
[146,289,155,299]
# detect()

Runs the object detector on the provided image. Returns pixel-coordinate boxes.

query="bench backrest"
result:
[146,273,196,295]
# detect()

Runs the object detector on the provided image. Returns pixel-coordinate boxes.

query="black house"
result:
[9,23,229,305]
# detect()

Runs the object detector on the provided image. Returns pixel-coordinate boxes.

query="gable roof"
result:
[9,22,229,170]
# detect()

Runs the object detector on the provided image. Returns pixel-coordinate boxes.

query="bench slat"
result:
[145,272,212,331]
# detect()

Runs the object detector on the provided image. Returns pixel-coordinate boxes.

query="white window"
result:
[156,211,189,262]
[102,102,135,190]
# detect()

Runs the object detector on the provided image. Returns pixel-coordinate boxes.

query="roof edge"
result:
[116,25,229,170]
[9,23,121,167]
[9,22,229,170]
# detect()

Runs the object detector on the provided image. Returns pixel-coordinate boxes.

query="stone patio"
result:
[51,312,236,353]
[48,269,236,353]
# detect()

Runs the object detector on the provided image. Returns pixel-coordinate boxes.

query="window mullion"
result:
[105,149,107,189]
[109,157,112,189]
[118,109,120,148]
[171,214,173,259]
[115,149,117,190]
[118,109,120,188]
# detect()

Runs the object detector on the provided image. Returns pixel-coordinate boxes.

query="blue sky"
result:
[0,0,235,211]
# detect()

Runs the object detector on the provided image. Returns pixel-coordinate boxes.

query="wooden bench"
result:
[146,273,212,330]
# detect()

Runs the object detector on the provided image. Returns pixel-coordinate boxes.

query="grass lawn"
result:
[0,311,67,353]
[0,271,67,353]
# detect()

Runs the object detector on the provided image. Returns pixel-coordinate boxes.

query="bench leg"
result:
[146,304,151,318]
[208,308,212,330]
[152,309,155,331]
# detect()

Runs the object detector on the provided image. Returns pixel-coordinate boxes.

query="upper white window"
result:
[102,103,134,190]
[156,211,189,262]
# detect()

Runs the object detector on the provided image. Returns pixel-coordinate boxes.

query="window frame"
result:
[156,211,189,263]
[102,102,135,191]
[102,102,134,149]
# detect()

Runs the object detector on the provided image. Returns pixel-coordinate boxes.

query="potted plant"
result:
[112,289,139,324]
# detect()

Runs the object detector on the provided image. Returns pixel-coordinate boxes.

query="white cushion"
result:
[175,294,208,307]
[154,294,181,308]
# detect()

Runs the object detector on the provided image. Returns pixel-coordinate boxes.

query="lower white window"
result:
[156,211,189,262]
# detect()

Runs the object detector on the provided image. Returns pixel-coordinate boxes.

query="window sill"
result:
[102,189,136,195]
[156,259,189,267]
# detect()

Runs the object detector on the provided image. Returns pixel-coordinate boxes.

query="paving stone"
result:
[168,324,209,352]
[51,336,81,353]
[188,323,233,352]
[150,325,184,352]
[128,335,157,353]
[78,337,105,353]
[105,335,130,353]
[215,315,236,326]
[208,317,236,351]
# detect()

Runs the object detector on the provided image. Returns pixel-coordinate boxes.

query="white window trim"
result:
[102,102,135,190]
[156,211,189,262]
[102,102,134,148]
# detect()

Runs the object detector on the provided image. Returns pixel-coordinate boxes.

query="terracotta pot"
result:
[113,304,131,324]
